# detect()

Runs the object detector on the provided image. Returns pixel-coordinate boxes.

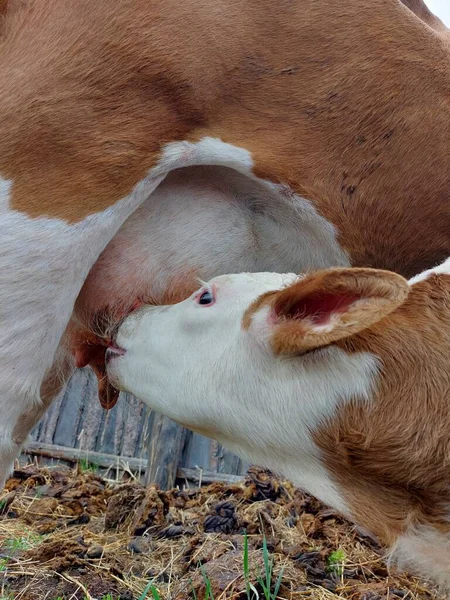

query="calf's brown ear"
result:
[267,268,409,355]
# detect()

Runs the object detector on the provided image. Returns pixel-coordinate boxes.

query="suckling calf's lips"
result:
[105,345,126,363]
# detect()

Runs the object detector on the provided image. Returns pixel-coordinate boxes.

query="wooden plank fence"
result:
[27,367,248,488]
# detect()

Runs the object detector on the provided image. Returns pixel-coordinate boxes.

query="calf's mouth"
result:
[71,276,198,409]
[70,303,141,410]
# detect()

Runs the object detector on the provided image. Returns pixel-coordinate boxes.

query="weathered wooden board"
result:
[23,442,245,485]
[29,367,248,488]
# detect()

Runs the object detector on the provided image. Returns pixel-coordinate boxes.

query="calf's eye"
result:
[198,290,214,305]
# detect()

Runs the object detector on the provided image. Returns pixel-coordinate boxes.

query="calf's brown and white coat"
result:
[108,259,450,587]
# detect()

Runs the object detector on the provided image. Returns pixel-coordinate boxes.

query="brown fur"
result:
[1,1,450,275]
[311,274,450,545]
[243,268,409,354]
[272,269,409,354]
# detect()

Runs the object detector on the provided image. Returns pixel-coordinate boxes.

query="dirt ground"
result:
[0,464,443,600]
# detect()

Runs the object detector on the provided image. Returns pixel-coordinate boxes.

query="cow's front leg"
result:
[0,174,164,487]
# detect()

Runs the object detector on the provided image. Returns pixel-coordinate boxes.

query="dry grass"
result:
[0,465,443,600]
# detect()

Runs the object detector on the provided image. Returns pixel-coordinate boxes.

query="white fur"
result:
[391,525,450,590]
[153,137,254,177]
[0,171,166,485]
[0,139,249,485]
[109,272,379,516]
[409,257,450,284]
[0,177,12,212]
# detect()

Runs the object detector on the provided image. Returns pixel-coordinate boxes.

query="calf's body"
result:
[108,260,450,587]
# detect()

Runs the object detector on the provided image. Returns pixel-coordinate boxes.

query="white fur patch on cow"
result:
[0,175,12,211]
[0,173,164,391]
[409,257,450,284]
[153,137,349,270]
[0,171,166,487]
[153,137,254,177]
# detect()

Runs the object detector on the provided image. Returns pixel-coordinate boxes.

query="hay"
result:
[0,464,443,600]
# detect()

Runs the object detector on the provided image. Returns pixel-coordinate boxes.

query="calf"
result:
[107,259,450,588]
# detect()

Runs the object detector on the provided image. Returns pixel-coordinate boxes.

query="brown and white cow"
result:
[0,0,450,487]
[107,259,450,588]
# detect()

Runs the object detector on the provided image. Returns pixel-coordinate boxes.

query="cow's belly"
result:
[76,165,349,325]
[71,165,349,406]
[75,166,259,324]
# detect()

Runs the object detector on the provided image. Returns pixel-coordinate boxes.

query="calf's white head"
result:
[107,268,407,507]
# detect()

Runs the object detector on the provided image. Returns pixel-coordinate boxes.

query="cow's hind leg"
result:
[0,347,75,485]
